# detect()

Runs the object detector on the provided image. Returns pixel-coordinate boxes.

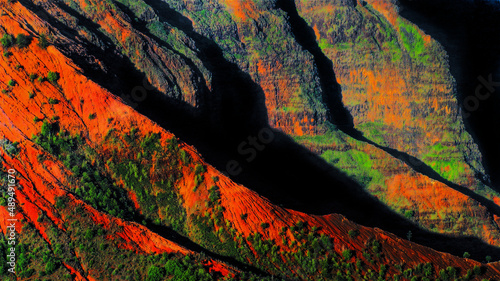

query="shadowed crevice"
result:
[275,0,355,131]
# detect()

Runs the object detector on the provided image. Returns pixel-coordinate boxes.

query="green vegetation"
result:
[47,71,59,83]
[189,199,484,281]
[1,34,14,48]
[38,33,49,49]
[348,229,359,238]
[0,197,243,281]
[48,98,59,104]
[404,210,415,219]
[16,34,30,48]
[28,91,35,99]
[423,142,467,183]
[0,139,19,156]
[106,128,188,233]
[32,120,137,219]
[407,231,413,241]
[397,19,429,65]
[318,38,336,50]
[29,73,38,82]
[7,79,15,87]
[88,113,96,120]
[321,148,384,187]
[193,164,205,191]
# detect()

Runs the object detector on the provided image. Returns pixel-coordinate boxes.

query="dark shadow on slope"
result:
[21,0,500,261]
[139,217,270,277]
[111,1,212,111]
[140,0,270,141]
[123,0,500,261]
[17,1,272,275]
[351,132,500,219]
[275,0,355,131]
[398,0,500,190]
[277,0,500,237]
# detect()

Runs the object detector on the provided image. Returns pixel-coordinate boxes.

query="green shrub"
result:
[3,51,12,57]
[342,249,353,260]
[29,73,37,82]
[194,164,205,175]
[55,196,67,209]
[48,98,59,104]
[348,229,359,238]
[88,113,96,120]
[208,185,220,203]
[7,79,15,86]
[45,260,59,274]
[473,265,482,275]
[38,33,48,49]
[1,34,14,48]
[404,210,415,219]
[16,34,30,48]
[47,71,59,83]
[147,265,165,281]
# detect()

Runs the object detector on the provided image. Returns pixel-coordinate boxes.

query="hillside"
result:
[1,0,500,280]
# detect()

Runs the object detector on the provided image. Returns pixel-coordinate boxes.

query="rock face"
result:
[1,0,500,280]
[145,0,500,247]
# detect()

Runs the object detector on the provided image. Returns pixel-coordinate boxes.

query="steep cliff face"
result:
[296,0,483,183]
[136,0,500,246]
[289,0,500,245]
[1,0,500,280]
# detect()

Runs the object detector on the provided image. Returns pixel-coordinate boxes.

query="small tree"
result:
[16,34,30,48]
[348,229,359,238]
[147,265,165,281]
[7,79,15,87]
[47,71,59,83]
[1,34,14,48]
[48,98,59,104]
[29,73,37,82]
[485,255,492,263]
[463,252,470,259]
[342,249,353,260]
[38,33,48,49]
